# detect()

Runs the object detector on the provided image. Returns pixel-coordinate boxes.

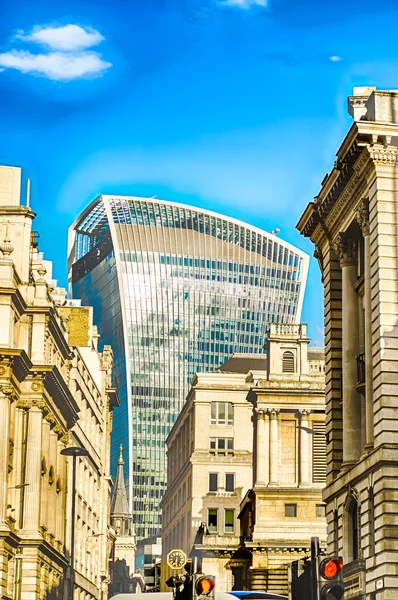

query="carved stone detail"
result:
[0,385,18,403]
[333,233,358,267]
[355,199,370,236]
[269,408,280,419]
[255,408,268,420]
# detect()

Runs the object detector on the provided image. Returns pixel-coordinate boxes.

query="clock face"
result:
[167,549,187,569]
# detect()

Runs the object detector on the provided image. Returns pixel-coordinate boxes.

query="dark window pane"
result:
[208,509,218,532]
[209,473,218,492]
[225,473,235,492]
[285,503,297,517]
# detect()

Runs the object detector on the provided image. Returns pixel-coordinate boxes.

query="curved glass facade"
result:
[68,195,309,539]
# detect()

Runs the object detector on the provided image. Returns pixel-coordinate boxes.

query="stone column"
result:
[356,200,373,449]
[268,409,280,486]
[299,409,311,486]
[334,234,361,466]
[255,409,269,486]
[22,404,43,532]
[0,386,12,527]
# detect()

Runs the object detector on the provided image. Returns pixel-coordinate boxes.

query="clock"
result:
[167,549,187,570]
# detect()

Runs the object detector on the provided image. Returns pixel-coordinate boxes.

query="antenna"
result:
[26,179,31,208]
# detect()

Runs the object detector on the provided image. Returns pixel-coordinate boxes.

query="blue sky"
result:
[1,0,398,344]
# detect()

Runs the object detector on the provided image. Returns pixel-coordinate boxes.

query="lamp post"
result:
[61,446,89,600]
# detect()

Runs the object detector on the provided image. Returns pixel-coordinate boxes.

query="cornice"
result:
[29,365,79,427]
[0,348,32,383]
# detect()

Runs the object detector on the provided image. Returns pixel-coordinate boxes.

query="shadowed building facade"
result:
[68,196,309,538]
[297,87,398,599]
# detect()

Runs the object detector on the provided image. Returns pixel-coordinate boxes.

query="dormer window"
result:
[282,351,295,373]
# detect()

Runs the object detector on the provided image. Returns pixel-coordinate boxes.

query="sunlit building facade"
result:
[68,195,309,539]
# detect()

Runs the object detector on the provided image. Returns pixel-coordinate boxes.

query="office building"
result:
[68,196,309,538]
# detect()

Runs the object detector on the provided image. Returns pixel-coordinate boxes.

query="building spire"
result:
[111,444,130,517]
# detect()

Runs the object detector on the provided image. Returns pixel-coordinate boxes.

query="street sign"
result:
[167,549,187,570]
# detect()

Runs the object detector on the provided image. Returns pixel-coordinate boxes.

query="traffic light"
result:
[193,574,215,600]
[290,556,312,600]
[318,557,344,600]
[166,574,192,600]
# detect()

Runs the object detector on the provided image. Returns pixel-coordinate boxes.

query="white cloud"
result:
[219,0,269,8]
[0,23,111,81]
[329,55,342,62]
[0,50,111,81]
[16,24,104,51]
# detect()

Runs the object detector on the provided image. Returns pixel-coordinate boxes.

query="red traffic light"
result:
[320,558,343,580]
[195,576,215,596]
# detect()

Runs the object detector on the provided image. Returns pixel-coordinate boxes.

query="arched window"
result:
[282,351,295,373]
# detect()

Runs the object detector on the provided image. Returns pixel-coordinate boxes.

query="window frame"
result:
[209,473,218,493]
[210,402,234,426]
[285,503,297,517]
[207,508,218,533]
[209,437,234,456]
[225,473,235,493]
[224,509,235,534]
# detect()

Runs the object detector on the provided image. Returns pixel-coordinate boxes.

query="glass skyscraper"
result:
[68,195,309,539]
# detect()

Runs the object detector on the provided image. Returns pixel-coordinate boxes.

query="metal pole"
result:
[311,536,319,600]
[69,455,77,600]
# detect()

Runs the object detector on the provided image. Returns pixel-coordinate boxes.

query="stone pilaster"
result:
[269,409,280,486]
[255,409,269,486]
[22,404,44,533]
[299,409,311,486]
[334,233,362,466]
[355,199,373,450]
[0,385,13,527]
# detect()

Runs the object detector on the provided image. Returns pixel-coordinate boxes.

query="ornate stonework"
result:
[333,233,358,267]
[355,199,370,236]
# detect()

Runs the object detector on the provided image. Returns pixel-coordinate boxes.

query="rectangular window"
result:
[224,509,234,533]
[316,504,326,518]
[208,509,218,533]
[209,473,218,492]
[210,402,233,425]
[285,504,297,517]
[225,473,235,492]
[209,438,234,456]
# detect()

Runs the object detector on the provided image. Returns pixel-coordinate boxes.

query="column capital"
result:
[255,408,269,420]
[0,384,18,403]
[355,199,370,236]
[334,233,358,267]
[299,408,312,418]
[268,408,280,419]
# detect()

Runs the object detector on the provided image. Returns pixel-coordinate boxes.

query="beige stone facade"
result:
[297,87,398,599]
[233,324,326,597]
[161,324,326,595]
[161,361,255,591]
[0,165,117,600]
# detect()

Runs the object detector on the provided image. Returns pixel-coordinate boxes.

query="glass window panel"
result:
[209,473,218,492]
[225,473,235,492]
[224,509,234,533]
[208,509,218,532]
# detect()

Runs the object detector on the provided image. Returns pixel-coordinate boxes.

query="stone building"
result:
[297,86,398,599]
[161,324,326,595]
[0,165,118,600]
[233,323,326,597]
[161,357,256,591]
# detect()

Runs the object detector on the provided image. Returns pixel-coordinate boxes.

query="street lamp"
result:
[61,446,89,600]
